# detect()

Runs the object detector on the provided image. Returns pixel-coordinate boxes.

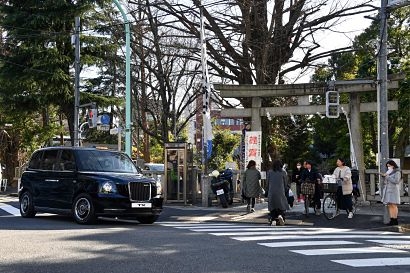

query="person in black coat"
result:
[300,160,322,215]
[291,162,303,202]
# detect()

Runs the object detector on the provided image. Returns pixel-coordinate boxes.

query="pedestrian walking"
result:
[381,160,401,226]
[242,160,262,213]
[332,158,354,219]
[266,160,289,226]
[291,162,303,203]
[300,160,322,215]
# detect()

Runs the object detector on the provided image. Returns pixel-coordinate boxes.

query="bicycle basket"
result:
[301,182,315,195]
[322,183,338,193]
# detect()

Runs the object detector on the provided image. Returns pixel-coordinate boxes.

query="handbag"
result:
[301,182,315,195]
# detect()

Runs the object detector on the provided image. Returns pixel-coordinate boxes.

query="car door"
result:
[36,149,61,208]
[52,149,77,209]
[24,150,48,207]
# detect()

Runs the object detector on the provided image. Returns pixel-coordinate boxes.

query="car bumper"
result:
[92,195,163,217]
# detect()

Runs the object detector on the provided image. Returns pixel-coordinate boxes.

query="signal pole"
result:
[73,17,81,147]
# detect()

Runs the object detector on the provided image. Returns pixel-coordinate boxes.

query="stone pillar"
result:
[350,92,367,203]
[251,97,262,131]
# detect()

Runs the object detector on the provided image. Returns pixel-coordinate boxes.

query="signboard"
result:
[110,128,120,135]
[97,124,110,131]
[244,131,262,171]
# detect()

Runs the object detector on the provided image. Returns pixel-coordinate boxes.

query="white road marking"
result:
[291,246,407,255]
[0,203,20,216]
[259,240,361,248]
[209,230,393,236]
[231,234,410,242]
[332,257,410,267]
[367,240,410,245]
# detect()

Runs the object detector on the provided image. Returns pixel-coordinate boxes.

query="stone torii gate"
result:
[214,77,400,201]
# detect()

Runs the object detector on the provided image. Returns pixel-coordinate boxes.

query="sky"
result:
[287,0,379,83]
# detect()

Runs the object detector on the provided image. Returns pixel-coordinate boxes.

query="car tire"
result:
[72,193,96,224]
[20,191,36,218]
[136,215,159,224]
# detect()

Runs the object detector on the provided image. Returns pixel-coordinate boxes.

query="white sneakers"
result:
[348,212,354,219]
[277,215,285,226]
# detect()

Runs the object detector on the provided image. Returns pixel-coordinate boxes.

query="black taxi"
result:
[19,147,163,224]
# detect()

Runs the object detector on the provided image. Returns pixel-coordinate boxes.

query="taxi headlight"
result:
[100,181,117,194]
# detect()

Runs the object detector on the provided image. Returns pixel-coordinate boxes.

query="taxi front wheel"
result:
[72,193,96,224]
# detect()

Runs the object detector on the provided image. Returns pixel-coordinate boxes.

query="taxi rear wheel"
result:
[20,191,36,218]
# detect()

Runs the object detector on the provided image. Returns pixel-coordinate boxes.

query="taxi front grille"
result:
[129,182,151,201]
[116,182,156,201]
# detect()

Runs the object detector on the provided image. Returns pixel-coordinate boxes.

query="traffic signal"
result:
[326,91,339,118]
[88,108,98,128]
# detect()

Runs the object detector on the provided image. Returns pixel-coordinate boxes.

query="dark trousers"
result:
[296,183,301,198]
[246,197,256,208]
[314,183,322,209]
[336,186,353,212]
[269,209,285,220]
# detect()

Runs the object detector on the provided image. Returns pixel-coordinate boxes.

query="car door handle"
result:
[45,179,59,182]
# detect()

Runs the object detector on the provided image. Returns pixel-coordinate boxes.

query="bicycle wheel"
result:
[323,194,337,220]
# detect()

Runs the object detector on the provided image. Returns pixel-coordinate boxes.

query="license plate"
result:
[216,189,224,195]
[131,202,152,208]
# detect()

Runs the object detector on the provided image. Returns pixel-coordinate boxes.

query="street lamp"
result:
[112,0,132,157]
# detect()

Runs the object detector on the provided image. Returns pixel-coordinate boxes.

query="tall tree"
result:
[0,0,121,179]
[310,6,410,168]
[141,0,376,166]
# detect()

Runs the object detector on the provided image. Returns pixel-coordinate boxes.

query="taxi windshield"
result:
[76,150,140,173]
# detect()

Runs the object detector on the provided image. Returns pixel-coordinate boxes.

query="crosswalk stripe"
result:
[331,257,410,267]
[259,240,361,248]
[231,234,410,242]
[209,230,393,236]
[291,246,407,255]
[367,240,410,245]
[159,221,410,268]
[0,203,20,216]
[159,223,239,227]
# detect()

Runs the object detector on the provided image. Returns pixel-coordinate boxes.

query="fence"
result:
[364,169,409,203]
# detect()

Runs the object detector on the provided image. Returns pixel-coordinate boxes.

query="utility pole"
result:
[73,17,81,147]
[378,0,389,172]
[378,0,410,223]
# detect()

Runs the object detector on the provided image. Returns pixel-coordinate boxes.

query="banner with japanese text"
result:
[244,131,262,171]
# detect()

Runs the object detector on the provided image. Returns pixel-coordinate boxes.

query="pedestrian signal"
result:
[326,91,339,118]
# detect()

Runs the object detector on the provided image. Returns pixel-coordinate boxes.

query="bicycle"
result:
[322,182,358,220]
[301,181,317,216]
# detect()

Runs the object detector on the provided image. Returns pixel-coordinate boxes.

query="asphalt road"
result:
[1,195,410,273]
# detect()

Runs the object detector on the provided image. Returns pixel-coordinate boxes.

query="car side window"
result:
[28,151,43,169]
[41,150,59,171]
[60,150,76,171]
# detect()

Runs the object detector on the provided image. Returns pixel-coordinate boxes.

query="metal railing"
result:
[365,169,409,203]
